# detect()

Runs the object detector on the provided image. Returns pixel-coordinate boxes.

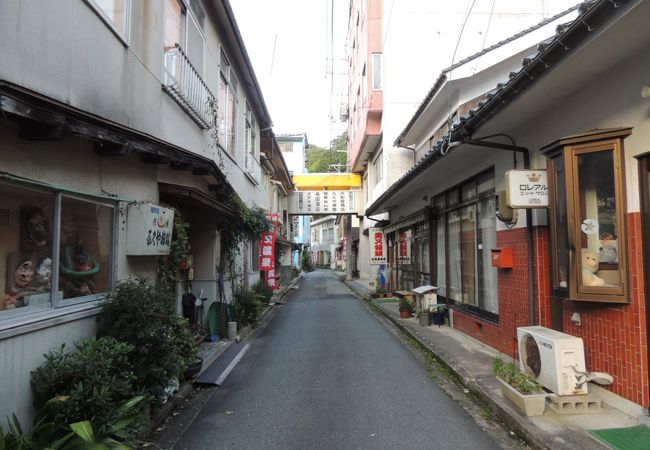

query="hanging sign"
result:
[369,228,386,265]
[505,170,548,208]
[289,190,360,214]
[126,203,174,255]
[398,230,411,264]
[260,213,280,288]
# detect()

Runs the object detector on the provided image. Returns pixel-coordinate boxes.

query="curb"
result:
[148,276,302,449]
[200,274,302,371]
[342,279,554,450]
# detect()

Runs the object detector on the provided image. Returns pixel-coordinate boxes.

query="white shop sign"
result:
[127,203,174,255]
[505,170,549,208]
[289,190,360,215]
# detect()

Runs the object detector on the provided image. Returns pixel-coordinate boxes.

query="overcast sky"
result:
[230,0,349,148]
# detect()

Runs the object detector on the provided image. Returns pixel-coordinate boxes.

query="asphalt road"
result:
[174,270,500,449]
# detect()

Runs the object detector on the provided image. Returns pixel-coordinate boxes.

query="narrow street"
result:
[173,270,500,449]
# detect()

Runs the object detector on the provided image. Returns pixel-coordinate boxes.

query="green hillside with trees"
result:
[306,131,348,173]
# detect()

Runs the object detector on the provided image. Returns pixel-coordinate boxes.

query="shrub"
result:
[493,357,542,395]
[252,280,273,304]
[1,395,145,450]
[398,298,414,312]
[97,278,197,400]
[301,251,313,272]
[30,337,142,440]
[232,286,263,327]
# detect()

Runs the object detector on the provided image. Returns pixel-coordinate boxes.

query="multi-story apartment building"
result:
[346,0,581,285]
[0,0,290,424]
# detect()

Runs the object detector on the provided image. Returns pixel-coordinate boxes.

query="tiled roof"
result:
[368,0,630,216]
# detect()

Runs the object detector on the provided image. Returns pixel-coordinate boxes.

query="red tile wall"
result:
[452,227,531,358]
[560,213,648,406]
[451,215,648,407]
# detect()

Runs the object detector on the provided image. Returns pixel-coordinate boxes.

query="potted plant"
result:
[375,286,387,298]
[430,303,448,326]
[493,357,547,417]
[398,298,414,318]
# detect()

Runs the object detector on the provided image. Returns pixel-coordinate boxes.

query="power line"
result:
[450,0,478,68]
[473,0,496,75]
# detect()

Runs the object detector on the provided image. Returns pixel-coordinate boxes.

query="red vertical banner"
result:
[260,213,279,288]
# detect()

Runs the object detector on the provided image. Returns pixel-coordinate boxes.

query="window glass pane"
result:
[461,182,476,201]
[478,197,498,313]
[1,184,54,312]
[460,205,477,306]
[434,194,445,211]
[447,210,462,301]
[436,214,446,297]
[419,236,430,285]
[60,197,113,300]
[372,53,382,90]
[165,0,183,50]
[92,0,129,37]
[552,156,569,289]
[188,0,205,29]
[227,86,237,154]
[187,14,204,74]
[477,171,495,194]
[577,151,621,288]
[218,75,227,147]
[447,189,459,206]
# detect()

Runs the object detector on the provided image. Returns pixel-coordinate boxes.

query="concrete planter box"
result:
[497,377,547,417]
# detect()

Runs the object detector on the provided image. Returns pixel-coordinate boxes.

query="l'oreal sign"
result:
[505,170,548,208]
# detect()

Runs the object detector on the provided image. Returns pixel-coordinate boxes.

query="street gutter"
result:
[343,278,557,450]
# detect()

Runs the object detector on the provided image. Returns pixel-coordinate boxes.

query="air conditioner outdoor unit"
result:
[517,326,588,396]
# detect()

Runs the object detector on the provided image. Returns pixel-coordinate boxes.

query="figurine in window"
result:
[581,248,605,286]
[2,254,36,309]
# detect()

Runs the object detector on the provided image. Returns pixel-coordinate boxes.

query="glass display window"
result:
[0,184,54,312]
[543,129,630,303]
[0,182,115,318]
[59,196,114,301]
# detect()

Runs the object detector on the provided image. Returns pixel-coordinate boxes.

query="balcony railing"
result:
[163,44,215,129]
[245,152,261,182]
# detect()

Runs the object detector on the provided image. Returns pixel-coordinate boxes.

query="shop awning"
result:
[276,235,298,250]
[158,183,236,216]
[383,210,427,234]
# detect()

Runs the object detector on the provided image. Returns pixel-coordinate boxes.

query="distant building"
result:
[277,133,311,267]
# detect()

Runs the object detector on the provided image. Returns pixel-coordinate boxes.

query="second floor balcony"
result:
[163,44,215,129]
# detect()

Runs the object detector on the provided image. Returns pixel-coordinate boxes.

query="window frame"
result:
[373,150,383,185]
[0,182,117,330]
[371,53,382,90]
[431,168,498,322]
[219,50,239,155]
[84,0,131,45]
[543,129,631,303]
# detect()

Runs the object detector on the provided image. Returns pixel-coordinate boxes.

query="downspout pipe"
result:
[396,144,416,165]
[447,136,536,326]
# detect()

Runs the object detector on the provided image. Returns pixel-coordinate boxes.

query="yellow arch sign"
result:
[292,173,362,191]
